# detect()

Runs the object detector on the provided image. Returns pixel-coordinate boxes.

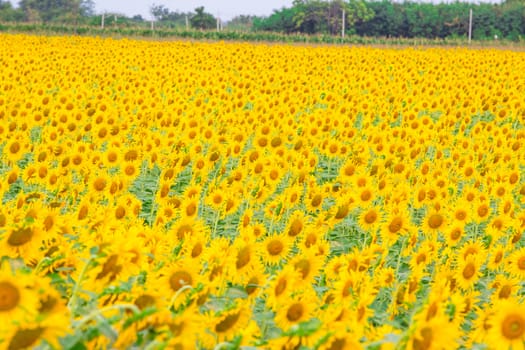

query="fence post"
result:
[468,9,473,44]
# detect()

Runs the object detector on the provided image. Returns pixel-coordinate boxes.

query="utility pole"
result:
[185,15,189,30]
[468,9,473,44]
[101,13,105,29]
[342,9,345,38]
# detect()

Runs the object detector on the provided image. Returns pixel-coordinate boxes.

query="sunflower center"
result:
[236,246,251,269]
[0,281,20,311]
[501,314,524,340]
[7,227,33,246]
[245,277,259,295]
[342,280,353,298]
[388,217,403,233]
[288,219,303,237]
[9,142,20,154]
[360,190,371,201]
[191,243,203,258]
[185,202,197,217]
[294,259,311,279]
[498,285,511,299]
[93,178,106,191]
[455,210,466,221]
[412,327,433,350]
[311,194,323,208]
[134,294,156,310]
[275,278,287,296]
[176,224,193,240]
[286,303,304,322]
[115,206,126,219]
[8,327,44,350]
[477,205,489,218]
[462,262,476,279]
[450,228,461,240]
[428,214,443,229]
[327,338,346,350]
[215,312,241,333]
[364,211,377,224]
[267,240,284,256]
[517,257,525,270]
[169,270,192,292]
[335,204,349,219]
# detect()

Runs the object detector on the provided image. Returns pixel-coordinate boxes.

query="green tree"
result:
[0,0,24,21]
[190,6,215,30]
[19,0,94,23]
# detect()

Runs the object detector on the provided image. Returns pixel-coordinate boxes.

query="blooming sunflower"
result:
[0,267,38,326]
[258,233,292,266]
[486,299,525,350]
[506,247,525,279]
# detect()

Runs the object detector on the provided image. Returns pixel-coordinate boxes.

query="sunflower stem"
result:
[212,210,220,237]
[74,303,140,329]
[34,256,52,274]
[169,284,193,306]
[213,342,231,350]
[67,257,93,314]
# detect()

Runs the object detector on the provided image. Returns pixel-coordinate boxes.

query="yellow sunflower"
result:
[486,299,525,350]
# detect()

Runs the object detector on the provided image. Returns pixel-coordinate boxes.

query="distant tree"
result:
[150,4,190,28]
[0,0,25,21]
[190,6,215,30]
[19,0,94,23]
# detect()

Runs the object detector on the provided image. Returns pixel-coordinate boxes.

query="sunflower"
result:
[210,303,250,344]
[242,263,267,301]
[472,199,491,224]
[421,208,446,236]
[451,199,470,225]
[0,268,38,325]
[380,208,413,243]
[487,244,506,271]
[170,217,208,241]
[490,275,520,301]
[179,196,199,219]
[291,250,324,284]
[358,205,383,234]
[258,233,292,266]
[1,223,43,260]
[444,224,465,247]
[507,247,525,279]
[266,266,301,310]
[285,210,309,239]
[486,299,525,350]
[455,255,481,291]
[274,292,317,332]
[406,315,460,350]
[155,259,201,309]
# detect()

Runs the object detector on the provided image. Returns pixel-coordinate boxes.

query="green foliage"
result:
[190,6,216,30]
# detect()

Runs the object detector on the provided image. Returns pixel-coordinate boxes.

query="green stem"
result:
[74,303,141,329]
[67,257,93,313]
[169,284,193,307]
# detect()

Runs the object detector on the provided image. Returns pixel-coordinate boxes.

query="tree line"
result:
[1,0,524,40]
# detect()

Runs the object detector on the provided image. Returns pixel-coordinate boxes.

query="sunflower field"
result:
[0,34,524,350]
